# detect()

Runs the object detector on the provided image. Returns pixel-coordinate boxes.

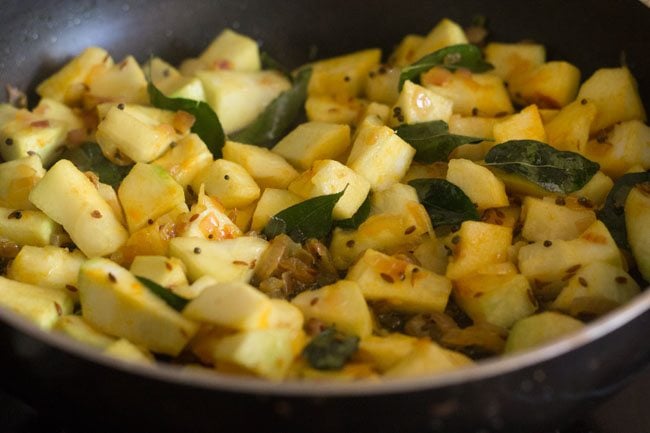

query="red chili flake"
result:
[578,277,588,287]
[65,284,78,293]
[108,273,117,283]
[404,225,416,235]
[90,210,102,218]
[380,273,394,283]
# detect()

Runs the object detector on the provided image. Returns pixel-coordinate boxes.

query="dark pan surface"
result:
[0,1,648,432]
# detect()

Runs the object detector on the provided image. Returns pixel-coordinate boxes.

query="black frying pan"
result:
[0,1,649,432]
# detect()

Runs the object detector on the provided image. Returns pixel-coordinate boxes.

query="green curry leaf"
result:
[136,276,189,312]
[147,81,225,158]
[263,187,345,243]
[409,178,480,228]
[302,327,360,370]
[230,67,312,147]
[60,142,132,188]
[399,44,493,90]
[484,140,600,194]
[597,171,650,249]
[395,120,486,162]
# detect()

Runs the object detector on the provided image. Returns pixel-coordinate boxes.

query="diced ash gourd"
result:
[2,17,647,380]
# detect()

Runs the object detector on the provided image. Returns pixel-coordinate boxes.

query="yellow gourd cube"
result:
[222,140,299,189]
[288,159,370,219]
[152,133,213,187]
[412,18,468,61]
[508,61,581,109]
[347,124,416,191]
[272,122,351,170]
[520,196,596,242]
[308,48,381,99]
[545,99,597,152]
[390,80,453,126]
[346,249,452,313]
[484,42,546,81]
[251,188,302,232]
[292,280,373,338]
[493,104,546,144]
[445,221,512,280]
[577,67,646,133]
[191,159,261,209]
[446,158,509,210]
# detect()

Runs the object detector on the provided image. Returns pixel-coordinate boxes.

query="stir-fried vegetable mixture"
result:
[0,18,648,381]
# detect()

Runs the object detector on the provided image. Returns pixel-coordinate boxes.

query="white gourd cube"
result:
[251,188,302,232]
[288,159,370,220]
[182,281,272,330]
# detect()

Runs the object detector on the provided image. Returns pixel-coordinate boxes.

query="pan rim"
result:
[0,285,648,397]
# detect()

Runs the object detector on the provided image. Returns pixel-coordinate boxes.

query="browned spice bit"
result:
[495,210,506,219]
[117,103,125,110]
[26,151,36,156]
[54,302,63,316]
[595,130,608,143]
[232,260,248,266]
[189,213,199,222]
[345,239,355,248]
[193,247,201,254]
[208,234,214,239]
[165,261,173,271]
[451,235,461,245]
[580,98,588,105]
[543,240,553,247]
[398,272,406,281]
[343,75,350,82]
[4,138,13,146]
[169,141,177,148]
[162,68,171,77]
[404,225,416,235]
[555,196,566,206]
[378,66,387,75]
[224,174,230,180]
[147,218,154,225]
[450,224,461,233]
[577,196,594,209]
[471,107,479,116]
[473,292,483,298]
[495,111,508,118]
[65,284,78,293]
[412,268,420,274]
[509,196,522,206]
[90,209,102,218]
[494,219,503,226]
[7,210,22,220]
[108,272,117,283]
[615,276,628,284]
[30,120,50,128]
[566,264,581,273]
[368,71,376,78]
[444,245,453,256]
[249,260,257,269]
[380,273,395,284]
[561,273,574,282]
[578,277,588,287]
[310,297,320,306]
